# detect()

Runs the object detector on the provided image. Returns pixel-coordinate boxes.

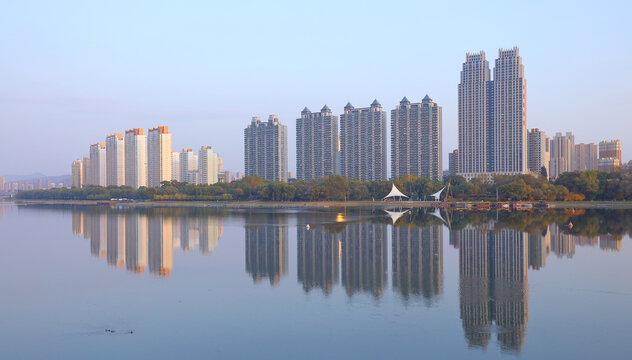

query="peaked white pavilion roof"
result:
[430,186,446,201]
[384,184,409,199]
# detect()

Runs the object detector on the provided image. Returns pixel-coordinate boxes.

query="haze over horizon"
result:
[1,0,630,176]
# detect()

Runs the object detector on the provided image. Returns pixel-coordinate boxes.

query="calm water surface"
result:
[1,203,631,359]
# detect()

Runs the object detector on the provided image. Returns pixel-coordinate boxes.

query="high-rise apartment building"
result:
[71,159,83,188]
[106,133,125,186]
[598,140,622,172]
[458,52,491,180]
[82,156,90,186]
[244,115,288,182]
[575,143,598,171]
[449,150,459,176]
[171,151,180,182]
[147,126,172,187]
[124,128,147,188]
[199,146,219,185]
[340,100,387,181]
[457,48,527,180]
[296,106,339,180]
[492,48,527,175]
[391,95,442,180]
[527,129,550,175]
[550,132,575,179]
[0,176,4,193]
[179,148,198,184]
[89,142,107,186]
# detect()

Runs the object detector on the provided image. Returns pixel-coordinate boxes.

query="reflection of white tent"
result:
[384,209,409,224]
[383,184,409,201]
[429,208,447,225]
[430,186,446,201]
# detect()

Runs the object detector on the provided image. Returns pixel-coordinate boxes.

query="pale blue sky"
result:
[0,0,630,176]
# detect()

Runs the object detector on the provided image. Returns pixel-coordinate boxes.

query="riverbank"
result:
[8,199,632,209]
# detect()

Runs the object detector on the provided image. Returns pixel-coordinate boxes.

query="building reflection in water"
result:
[200,217,223,254]
[125,213,147,273]
[341,223,388,298]
[180,217,199,252]
[74,209,223,277]
[392,224,443,305]
[89,213,107,257]
[528,228,550,270]
[148,215,173,276]
[599,235,622,251]
[107,213,125,267]
[72,211,83,236]
[297,227,339,294]
[455,224,529,352]
[244,214,288,286]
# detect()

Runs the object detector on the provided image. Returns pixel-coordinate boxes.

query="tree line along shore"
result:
[12,170,632,202]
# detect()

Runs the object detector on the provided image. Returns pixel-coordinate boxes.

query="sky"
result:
[0,0,630,177]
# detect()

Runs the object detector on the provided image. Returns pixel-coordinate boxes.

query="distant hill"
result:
[2,173,70,182]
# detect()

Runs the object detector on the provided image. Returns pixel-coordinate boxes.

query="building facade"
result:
[179,148,198,184]
[598,140,622,172]
[124,128,147,188]
[527,128,550,175]
[492,48,527,175]
[171,151,180,182]
[89,142,107,186]
[244,115,288,182]
[71,159,83,188]
[458,51,492,180]
[549,132,575,179]
[340,100,387,181]
[575,143,598,171]
[82,156,90,187]
[106,133,125,186]
[391,95,442,180]
[296,106,339,180]
[147,126,173,188]
[199,146,219,185]
[449,150,459,176]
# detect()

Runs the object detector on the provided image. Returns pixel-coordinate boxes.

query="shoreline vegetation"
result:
[12,171,632,205]
[8,199,632,209]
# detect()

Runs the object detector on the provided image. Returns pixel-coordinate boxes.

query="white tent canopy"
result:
[430,186,446,201]
[383,184,409,200]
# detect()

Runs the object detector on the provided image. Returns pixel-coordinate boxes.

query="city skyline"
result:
[1,1,630,177]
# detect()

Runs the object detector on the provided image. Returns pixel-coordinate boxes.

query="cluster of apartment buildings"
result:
[0,176,69,193]
[52,47,619,189]
[244,95,443,182]
[440,47,622,181]
[72,126,229,188]
[450,131,622,179]
[245,47,626,184]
